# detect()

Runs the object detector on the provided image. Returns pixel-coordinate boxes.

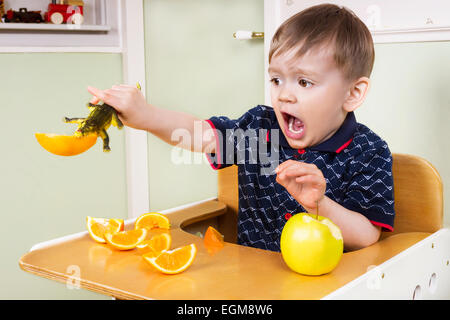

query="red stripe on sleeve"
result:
[205,119,222,170]
[370,220,394,232]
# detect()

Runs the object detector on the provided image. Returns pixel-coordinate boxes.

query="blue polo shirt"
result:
[205,105,395,252]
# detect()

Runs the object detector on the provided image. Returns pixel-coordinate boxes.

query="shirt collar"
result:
[268,111,357,153]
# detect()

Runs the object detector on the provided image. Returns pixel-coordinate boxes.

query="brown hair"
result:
[269,3,374,81]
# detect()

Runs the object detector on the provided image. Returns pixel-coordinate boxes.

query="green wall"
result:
[357,41,450,228]
[144,0,265,211]
[0,53,124,299]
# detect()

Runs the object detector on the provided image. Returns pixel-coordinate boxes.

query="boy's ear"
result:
[342,77,370,112]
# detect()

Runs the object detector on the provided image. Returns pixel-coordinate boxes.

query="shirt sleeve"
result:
[341,143,395,232]
[204,106,267,170]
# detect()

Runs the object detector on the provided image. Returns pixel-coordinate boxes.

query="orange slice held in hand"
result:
[35,133,97,156]
[143,243,197,275]
[135,212,171,230]
[104,228,148,251]
[86,216,124,243]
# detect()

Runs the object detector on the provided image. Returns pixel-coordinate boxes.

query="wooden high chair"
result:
[386,153,443,236]
[214,153,444,242]
[19,154,450,299]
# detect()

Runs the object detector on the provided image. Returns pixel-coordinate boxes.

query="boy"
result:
[87,4,394,252]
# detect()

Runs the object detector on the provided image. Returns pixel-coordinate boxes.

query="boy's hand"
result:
[87,84,153,131]
[275,160,326,211]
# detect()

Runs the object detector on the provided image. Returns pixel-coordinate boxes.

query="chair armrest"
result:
[163,198,227,229]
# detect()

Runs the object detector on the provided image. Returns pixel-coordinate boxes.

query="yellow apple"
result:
[280,213,343,276]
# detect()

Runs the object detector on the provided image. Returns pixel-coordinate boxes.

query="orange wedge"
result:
[137,233,171,251]
[104,228,148,250]
[86,216,124,243]
[135,212,170,230]
[35,132,97,156]
[143,244,197,275]
[204,226,224,255]
[204,226,224,248]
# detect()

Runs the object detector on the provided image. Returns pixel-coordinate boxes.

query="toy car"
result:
[44,3,84,25]
[0,0,5,22]
[3,8,44,23]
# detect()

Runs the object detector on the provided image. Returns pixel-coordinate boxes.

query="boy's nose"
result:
[278,87,297,103]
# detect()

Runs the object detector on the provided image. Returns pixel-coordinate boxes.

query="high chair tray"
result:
[19,199,449,299]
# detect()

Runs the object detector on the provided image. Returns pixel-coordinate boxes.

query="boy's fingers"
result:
[277,161,318,179]
[90,96,100,104]
[282,165,313,178]
[87,86,106,101]
[276,162,298,179]
[88,87,123,109]
[295,174,319,185]
[275,174,285,186]
[112,84,133,91]
[275,159,297,173]
[87,86,103,96]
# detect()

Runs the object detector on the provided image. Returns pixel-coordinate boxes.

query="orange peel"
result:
[35,132,97,156]
[104,228,148,250]
[135,212,170,230]
[86,216,124,243]
[143,244,197,275]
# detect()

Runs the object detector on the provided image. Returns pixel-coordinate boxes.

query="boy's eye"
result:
[299,79,312,88]
[270,78,281,86]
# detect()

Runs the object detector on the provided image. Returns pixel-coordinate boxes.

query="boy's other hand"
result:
[275,160,326,211]
[87,84,153,131]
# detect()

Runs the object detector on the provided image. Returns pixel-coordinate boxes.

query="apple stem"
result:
[316,200,319,220]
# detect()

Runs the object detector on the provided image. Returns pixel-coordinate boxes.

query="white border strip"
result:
[0,23,111,32]
[371,25,450,34]
[120,0,150,219]
[29,231,88,252]
[0,46,122,53]
[372,26,450,43]
[263,0,281,106]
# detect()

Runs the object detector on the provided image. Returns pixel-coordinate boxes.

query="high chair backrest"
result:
[386,153,443,238]
[217,153,443,240]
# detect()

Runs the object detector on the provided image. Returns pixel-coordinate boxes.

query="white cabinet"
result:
[0,0,122,52]
[265,0,450,44]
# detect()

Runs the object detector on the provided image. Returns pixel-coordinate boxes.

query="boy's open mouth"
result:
[281,112,305,140]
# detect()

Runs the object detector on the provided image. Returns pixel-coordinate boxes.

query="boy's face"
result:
[268,43,352,150]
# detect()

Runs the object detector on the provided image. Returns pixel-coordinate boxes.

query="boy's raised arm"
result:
[87,85,216,154]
